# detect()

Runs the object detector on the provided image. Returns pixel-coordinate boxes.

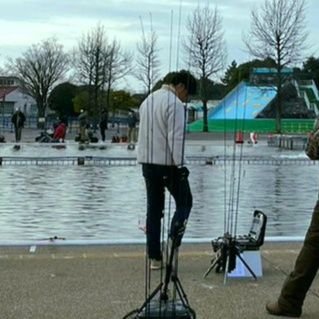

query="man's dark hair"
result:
[163,70,197,95]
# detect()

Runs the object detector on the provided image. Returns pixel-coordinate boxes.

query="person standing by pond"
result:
[99,109,108,142]
[266,199,319,317]
[78,109,88,143]
[127,110,138,143]
[11,108,26,142]
[137,70,197,270]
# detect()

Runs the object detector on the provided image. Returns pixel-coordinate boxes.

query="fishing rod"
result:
[203,80,267,283]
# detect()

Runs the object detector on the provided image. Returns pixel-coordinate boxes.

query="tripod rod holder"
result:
[161,236,178,300]
[122,235,196,318]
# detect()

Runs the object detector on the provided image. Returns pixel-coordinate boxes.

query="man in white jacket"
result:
[137,70,197,270]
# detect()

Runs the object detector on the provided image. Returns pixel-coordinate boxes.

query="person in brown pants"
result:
[266,200,319,317]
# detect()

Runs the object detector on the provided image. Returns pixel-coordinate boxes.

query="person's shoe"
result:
[266,302,301,317]
[150,259,162,270]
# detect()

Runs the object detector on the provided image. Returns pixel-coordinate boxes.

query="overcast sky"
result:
[0,0,318,92]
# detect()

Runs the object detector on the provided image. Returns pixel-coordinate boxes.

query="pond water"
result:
[0,141,318,243]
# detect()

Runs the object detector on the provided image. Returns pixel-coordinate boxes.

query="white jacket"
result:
[137,85,186,166]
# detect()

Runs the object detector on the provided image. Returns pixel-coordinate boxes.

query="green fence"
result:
[187,119,315,133]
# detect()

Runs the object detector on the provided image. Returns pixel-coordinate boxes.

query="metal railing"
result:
[0,155,316,166]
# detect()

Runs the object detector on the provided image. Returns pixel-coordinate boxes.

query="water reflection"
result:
[0,162,317,242]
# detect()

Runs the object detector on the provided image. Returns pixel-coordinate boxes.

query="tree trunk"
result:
[105,86,111,129]
[202,100,208,132]
[275,73,283,134]
[275,91,282,133]
[37,100,46,129]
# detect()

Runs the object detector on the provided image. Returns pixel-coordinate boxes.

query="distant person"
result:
[78,109,88,142]
[249,132,258,144]
[99,109,108,142]
[11,108,26,142]
[53,121,67,142]
[127,111,138,143]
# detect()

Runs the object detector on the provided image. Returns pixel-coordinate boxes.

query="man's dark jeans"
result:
[278,199,319,313]
[100,125,106,142]
[142,164,192,260]
[15,126,22,142]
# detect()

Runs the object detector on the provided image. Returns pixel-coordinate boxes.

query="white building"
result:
[0,76,36,116]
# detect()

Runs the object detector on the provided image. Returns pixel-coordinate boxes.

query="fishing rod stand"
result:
[123,236,196,319]
[203,210,267,282]
[203,232,257,282]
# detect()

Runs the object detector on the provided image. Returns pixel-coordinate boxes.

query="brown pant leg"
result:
[278,200,319,311]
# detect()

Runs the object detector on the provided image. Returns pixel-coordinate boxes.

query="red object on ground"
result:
[235,131,244,143]
[53,123,66,141]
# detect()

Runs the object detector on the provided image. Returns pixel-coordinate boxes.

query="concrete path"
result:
[0,242,318,319]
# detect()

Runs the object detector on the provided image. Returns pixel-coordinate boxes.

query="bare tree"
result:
[243,0,308,133]
[184,4,227,132]
[9,38,69,125]
[73,24,132,123]
[104,39,133,120]
[73,24,109,121]
[135,15,160,94]
[0,66,5,75]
